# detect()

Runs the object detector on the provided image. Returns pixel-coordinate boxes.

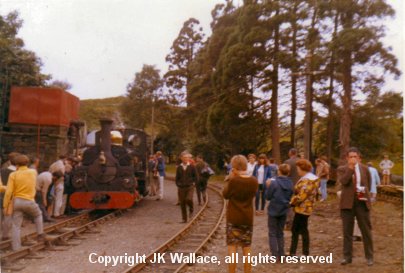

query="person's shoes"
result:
[180,219,187,223]
[255,211,260,216]
[44,218,55,223]
[367,258,374,266]
[353,236,362,242]
[340,258,352,265]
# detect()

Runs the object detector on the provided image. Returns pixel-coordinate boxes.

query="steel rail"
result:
[122,183,225,273]
[0,209,123,266]
[0,210,93,251]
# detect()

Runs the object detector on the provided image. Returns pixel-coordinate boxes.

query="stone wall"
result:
[0,123,75,172]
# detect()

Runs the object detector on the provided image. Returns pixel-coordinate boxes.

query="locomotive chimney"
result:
[99,118,113,154]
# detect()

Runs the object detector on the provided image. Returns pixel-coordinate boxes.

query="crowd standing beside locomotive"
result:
[148,155,158,197]
[154,151,166,201]
[0,152,19,241]
[3,154,54,251]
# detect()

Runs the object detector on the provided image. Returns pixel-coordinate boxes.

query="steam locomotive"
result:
[69,119,150,209]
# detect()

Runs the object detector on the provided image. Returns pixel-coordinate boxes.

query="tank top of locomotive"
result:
[257,165,264,184]
[87,124,119,184]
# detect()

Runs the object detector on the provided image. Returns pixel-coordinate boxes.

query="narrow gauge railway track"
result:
[122,184,226,273]
[327,184,403,206]
[376,185,403,205]
[1,209,124,271]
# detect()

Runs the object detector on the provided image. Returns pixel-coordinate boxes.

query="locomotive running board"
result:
[70,192,137,209]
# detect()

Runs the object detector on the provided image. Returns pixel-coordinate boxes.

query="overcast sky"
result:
[0,0,403,100]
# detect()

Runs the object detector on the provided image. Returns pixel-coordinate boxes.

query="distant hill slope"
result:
[79,96,125,130]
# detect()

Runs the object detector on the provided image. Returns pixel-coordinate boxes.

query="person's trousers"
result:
[158,176,164,199]
[178,186,194,221]
[320,179,328,200]
[341,199,373,260]
[12,198,43,250]
[196,181,207,205]
[290,212,310,255]
[353,219,362,237]
[35,191,50,221]
[255,184,266,211]
[268,214,287,257]
[61,194,68,215]
[53,183,64,217]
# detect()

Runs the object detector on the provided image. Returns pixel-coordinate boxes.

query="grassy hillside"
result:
[79,96,125,130]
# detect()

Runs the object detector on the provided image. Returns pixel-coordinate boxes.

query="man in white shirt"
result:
[36,171,58,222]
[246,154,257,176]
[49,156,66,218]
[379,155,394,185]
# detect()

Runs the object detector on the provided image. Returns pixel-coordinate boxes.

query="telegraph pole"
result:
[150,97,155,155]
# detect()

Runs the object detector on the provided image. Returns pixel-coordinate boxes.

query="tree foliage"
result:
[118,1,402,167]
[0,11,50,88]
[121,64,163,129]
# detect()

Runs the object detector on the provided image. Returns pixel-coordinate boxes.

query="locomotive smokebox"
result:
[70,118,139,209]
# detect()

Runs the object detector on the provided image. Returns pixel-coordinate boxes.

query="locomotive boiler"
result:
[70,119,140,209]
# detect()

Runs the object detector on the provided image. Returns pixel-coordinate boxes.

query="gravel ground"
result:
[185,194,403,273]
[8,183,403,273]
[12,179,194,273]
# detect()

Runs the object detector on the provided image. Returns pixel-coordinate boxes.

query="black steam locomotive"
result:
[70,119,150,209]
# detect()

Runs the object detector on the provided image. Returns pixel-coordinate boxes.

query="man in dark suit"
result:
[284,148,300,229]
[338,147,373,266]
[175,151,198,223]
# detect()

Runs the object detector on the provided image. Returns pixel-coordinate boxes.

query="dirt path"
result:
[14,179,194,273]
[186,194,403,273]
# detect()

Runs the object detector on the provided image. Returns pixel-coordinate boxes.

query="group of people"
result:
[0,152,80,251]
[149,150,214,223]
[148,151,166,201]
[222,147,387,273]
[174,152,214,223]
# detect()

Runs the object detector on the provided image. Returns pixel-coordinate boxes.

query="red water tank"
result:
[8,86,79,127]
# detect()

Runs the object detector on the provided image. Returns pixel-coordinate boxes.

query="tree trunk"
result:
[326,11,339,163]
[303,3,317,161]
[290,0,298,147]
[271,6,281,164]
[339,12,353,161]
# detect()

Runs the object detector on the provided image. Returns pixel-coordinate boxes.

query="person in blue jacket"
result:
[265,164,293,260]
[252,153,272,215]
